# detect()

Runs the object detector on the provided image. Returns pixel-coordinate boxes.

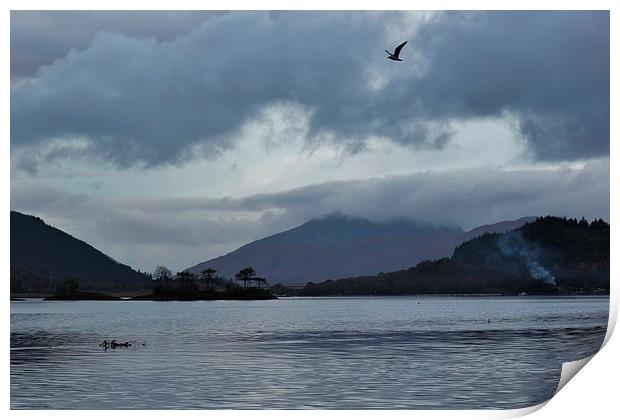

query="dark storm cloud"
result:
[410,11,610,160]
[10,11,224,78]
[11,11,609,170]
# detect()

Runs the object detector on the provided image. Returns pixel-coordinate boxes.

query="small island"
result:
[39,267,277,301]
[131,288,276,301]
[133,266,277,301]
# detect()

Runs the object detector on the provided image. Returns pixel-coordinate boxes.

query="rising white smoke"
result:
[497,231,556,285]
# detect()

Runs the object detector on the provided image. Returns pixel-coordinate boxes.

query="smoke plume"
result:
[497,232,556,285]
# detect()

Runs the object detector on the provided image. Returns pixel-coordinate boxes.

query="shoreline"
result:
[11,293,608,301]
[274,293,610,298]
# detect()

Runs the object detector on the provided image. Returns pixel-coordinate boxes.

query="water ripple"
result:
[10,296,608,409]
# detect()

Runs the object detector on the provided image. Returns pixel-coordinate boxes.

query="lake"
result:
[10,296,608,409]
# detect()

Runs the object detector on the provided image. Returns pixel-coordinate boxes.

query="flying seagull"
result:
[386,41,407,61]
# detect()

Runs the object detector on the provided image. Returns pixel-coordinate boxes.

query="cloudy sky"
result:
[10,10,610,273]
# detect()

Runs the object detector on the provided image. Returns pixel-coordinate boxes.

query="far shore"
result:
[44,291,122,301]
[273,292,610,298]
[11,287,279,301]
[131,288,277,301]
[11,291,608,301]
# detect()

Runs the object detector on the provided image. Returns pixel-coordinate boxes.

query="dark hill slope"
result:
[10,211,150,292]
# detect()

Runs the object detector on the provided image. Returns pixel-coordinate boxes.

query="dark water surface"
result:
[10,296,608,409]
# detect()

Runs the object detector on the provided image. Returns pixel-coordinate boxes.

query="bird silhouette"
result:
[386,41,407,61]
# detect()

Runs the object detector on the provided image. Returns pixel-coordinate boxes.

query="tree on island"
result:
[253,277,267,289]
[153,265,172,291]
[175,271,198,295]
[235,267,256,289]
[200,268,217,291]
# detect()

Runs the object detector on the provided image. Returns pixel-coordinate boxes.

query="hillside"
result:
[10,211,150,293]
[187,213,534,286]
[276,216,609,296]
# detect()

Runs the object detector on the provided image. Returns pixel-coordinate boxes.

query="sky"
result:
[10,10,610,273]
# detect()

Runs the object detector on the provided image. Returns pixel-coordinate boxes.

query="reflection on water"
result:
[11,296,608,409]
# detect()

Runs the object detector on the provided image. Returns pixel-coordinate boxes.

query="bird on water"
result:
[386,41,408,61]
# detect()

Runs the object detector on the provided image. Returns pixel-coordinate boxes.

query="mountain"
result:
[276,216,610,296]
[10,211,150,293]
[187,213,535,286]
[459,217,537,242]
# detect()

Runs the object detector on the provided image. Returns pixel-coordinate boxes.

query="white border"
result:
[3,2,617,419]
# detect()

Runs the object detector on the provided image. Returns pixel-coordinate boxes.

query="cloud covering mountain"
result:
[11,160,609,272]
[186,213,535,286]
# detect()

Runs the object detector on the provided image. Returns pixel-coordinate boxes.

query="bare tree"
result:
[253,277,267,289]
[153,265,172,290]
[235,267,256,289]
[175,270,198,293]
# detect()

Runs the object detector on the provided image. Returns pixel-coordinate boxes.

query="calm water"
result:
[11,296,608,409]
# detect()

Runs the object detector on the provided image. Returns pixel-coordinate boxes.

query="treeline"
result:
[145,265,273,299]
[272,216,609,296]
[38,266,277,301]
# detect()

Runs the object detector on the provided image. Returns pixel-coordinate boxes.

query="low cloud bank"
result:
[11,159,609,272]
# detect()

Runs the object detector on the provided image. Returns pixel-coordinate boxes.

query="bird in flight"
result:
[386,41,407,61]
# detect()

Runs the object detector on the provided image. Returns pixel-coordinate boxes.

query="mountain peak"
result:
[187,214,533,286]
[311,211,370,222]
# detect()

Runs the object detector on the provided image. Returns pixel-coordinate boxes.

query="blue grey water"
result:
[11,296,608,409]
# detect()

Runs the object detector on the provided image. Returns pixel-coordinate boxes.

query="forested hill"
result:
[276,216,609,296]
[10,211,150,293]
